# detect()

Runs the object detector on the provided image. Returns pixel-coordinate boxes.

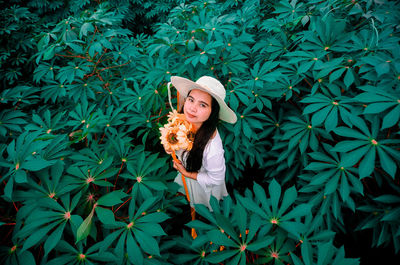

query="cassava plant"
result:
[1,0,400,264]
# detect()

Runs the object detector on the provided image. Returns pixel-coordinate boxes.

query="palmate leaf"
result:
[25,109,66,134]
[283,50,326,74]
[55,61,91,85]
[0,131,55,199]
[40,81,68,103]
[65,165,116,189]
[255,232,294,265]
[15,192,82,256]
[301,93,355,132]
[33,63,57,83]
[41,134,71,161]
[291,240,359,265]
[141,84,166,113]
[0,86,30,105]
[203,203,272,265]
[0,109,27,136]
[69,144,114,171]
[123,146,169,199]
[225,79,252,110]
[118,84,144,112]
[355,85,400,129]
[67,100,100,132]
[172,229,216,265]
[301,14,351,53]
[182,197,274,265]
[95,197,168,265]
[281,115,332,154]
[98,105,128,136]
[357,194,400,253]
[237,181,311,239]
[305,143,363,203]
[135,56,177,87]
[107,135,136,164]
[220,50,249,75]
[332,117,400,179]
[245,60,281,89]
[67,79,99,103]
[46,240,116,265]
[233,105,267,140]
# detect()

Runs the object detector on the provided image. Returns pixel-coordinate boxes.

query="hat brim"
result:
[171,76,237,124]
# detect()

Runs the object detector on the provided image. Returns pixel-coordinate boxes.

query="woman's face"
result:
[183,89,212,130]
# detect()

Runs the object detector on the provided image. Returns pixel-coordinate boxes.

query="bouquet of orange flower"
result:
[159,110,195,153]
[159,110,195,205]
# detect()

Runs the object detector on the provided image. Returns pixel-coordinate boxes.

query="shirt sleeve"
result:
[196,150,226,192]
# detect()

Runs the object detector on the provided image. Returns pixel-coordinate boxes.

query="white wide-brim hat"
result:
[168,76,237,124]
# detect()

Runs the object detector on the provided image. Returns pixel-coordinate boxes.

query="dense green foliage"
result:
[1,0,400,264]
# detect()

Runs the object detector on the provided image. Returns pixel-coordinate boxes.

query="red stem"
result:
[113,197,132,214]
[113,163,124,191]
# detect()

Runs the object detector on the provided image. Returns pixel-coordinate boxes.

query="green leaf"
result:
[95,206,116,225]
[76,208,94,242]
[21,222,58,253]
[382,104,400,129]
[15,170,27,183]
[97,190,128,207]
[278,186,297,216]
[301,240,312,265]
[253,182,269,211]
[324,174,340,195]
[343,68,355,87]
[358,147,375,179]
[333,127,367,139]
[22,159,55,171]
[215,213,239,242]
[282,204,311,220]
[331,140,366,152]
[325,106,338,132]
[206,229,236,247]
[381,208,400,222]
[339,173,350,202]
[206,249,237,263]
[247,236,274,251]
[44,222,66,256]
[269,179,281,214]
[374,195,400,203]
[341,145,371,168]
[364,102,395,114]
[18,251,37,265]
[133,229,160,256]
[377,147,397,178]
[127,232,143,265]
[329,68,346,83]
[43,45,55,60]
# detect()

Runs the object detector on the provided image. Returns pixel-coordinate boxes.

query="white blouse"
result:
[174,130,228,210]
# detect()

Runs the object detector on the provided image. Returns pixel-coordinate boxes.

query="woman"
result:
[169,76,237,210]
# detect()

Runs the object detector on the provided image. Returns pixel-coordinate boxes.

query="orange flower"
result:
[159,111,195,152]
[167,109,186,126]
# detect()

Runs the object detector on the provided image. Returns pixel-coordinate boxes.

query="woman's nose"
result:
[189,103,196,112]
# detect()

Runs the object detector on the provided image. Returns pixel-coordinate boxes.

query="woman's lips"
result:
[186,113,196,119]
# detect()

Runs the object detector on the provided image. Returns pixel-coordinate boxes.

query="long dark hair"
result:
[182,90,220,172]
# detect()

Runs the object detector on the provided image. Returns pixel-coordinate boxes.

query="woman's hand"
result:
[172,159,197,180]
[173,159,187,175]
[165,148,173,155]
